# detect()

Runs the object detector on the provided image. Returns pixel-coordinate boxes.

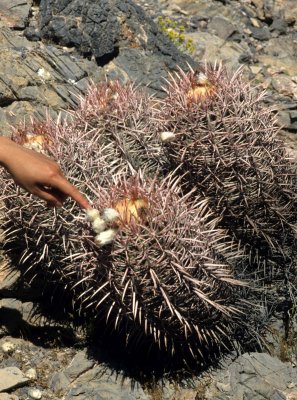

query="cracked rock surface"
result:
[204,353,297,400]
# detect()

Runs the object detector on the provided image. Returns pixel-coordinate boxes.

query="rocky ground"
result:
[0,0,297,399]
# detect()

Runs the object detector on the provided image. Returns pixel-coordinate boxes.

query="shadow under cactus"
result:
[0,268,264,384]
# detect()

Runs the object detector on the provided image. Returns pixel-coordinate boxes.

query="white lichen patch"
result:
[37,68,51,81]
[68,78,77,85]
[1,341,16,354]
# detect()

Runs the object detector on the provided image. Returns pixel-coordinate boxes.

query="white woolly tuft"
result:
[160,131,176,143]
[95,229,117,246]
[102,208,120,222]
[197,72,208,84]
[86,208,100,222]
[92,218,106,234]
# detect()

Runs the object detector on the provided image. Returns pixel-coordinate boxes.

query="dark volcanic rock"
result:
[38,0,119,62]
[35,0,194,73]
[250,25,271,40]
[208,16,237,40]
[270,18,288,35]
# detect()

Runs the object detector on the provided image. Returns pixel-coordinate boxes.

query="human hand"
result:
[0,137,90,209]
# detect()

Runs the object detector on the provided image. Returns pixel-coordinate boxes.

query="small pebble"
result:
[25,368,37,380]
[28,388,42,400]
[288,382,296,389]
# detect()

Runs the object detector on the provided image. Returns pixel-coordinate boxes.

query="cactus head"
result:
[73,79,166,177]
[156,63,297,275]
[77,175,250,362]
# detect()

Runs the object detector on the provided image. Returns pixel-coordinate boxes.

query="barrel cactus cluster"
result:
[1,64,296,366]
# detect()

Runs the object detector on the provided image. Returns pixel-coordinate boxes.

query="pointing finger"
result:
[51,175,91,209]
